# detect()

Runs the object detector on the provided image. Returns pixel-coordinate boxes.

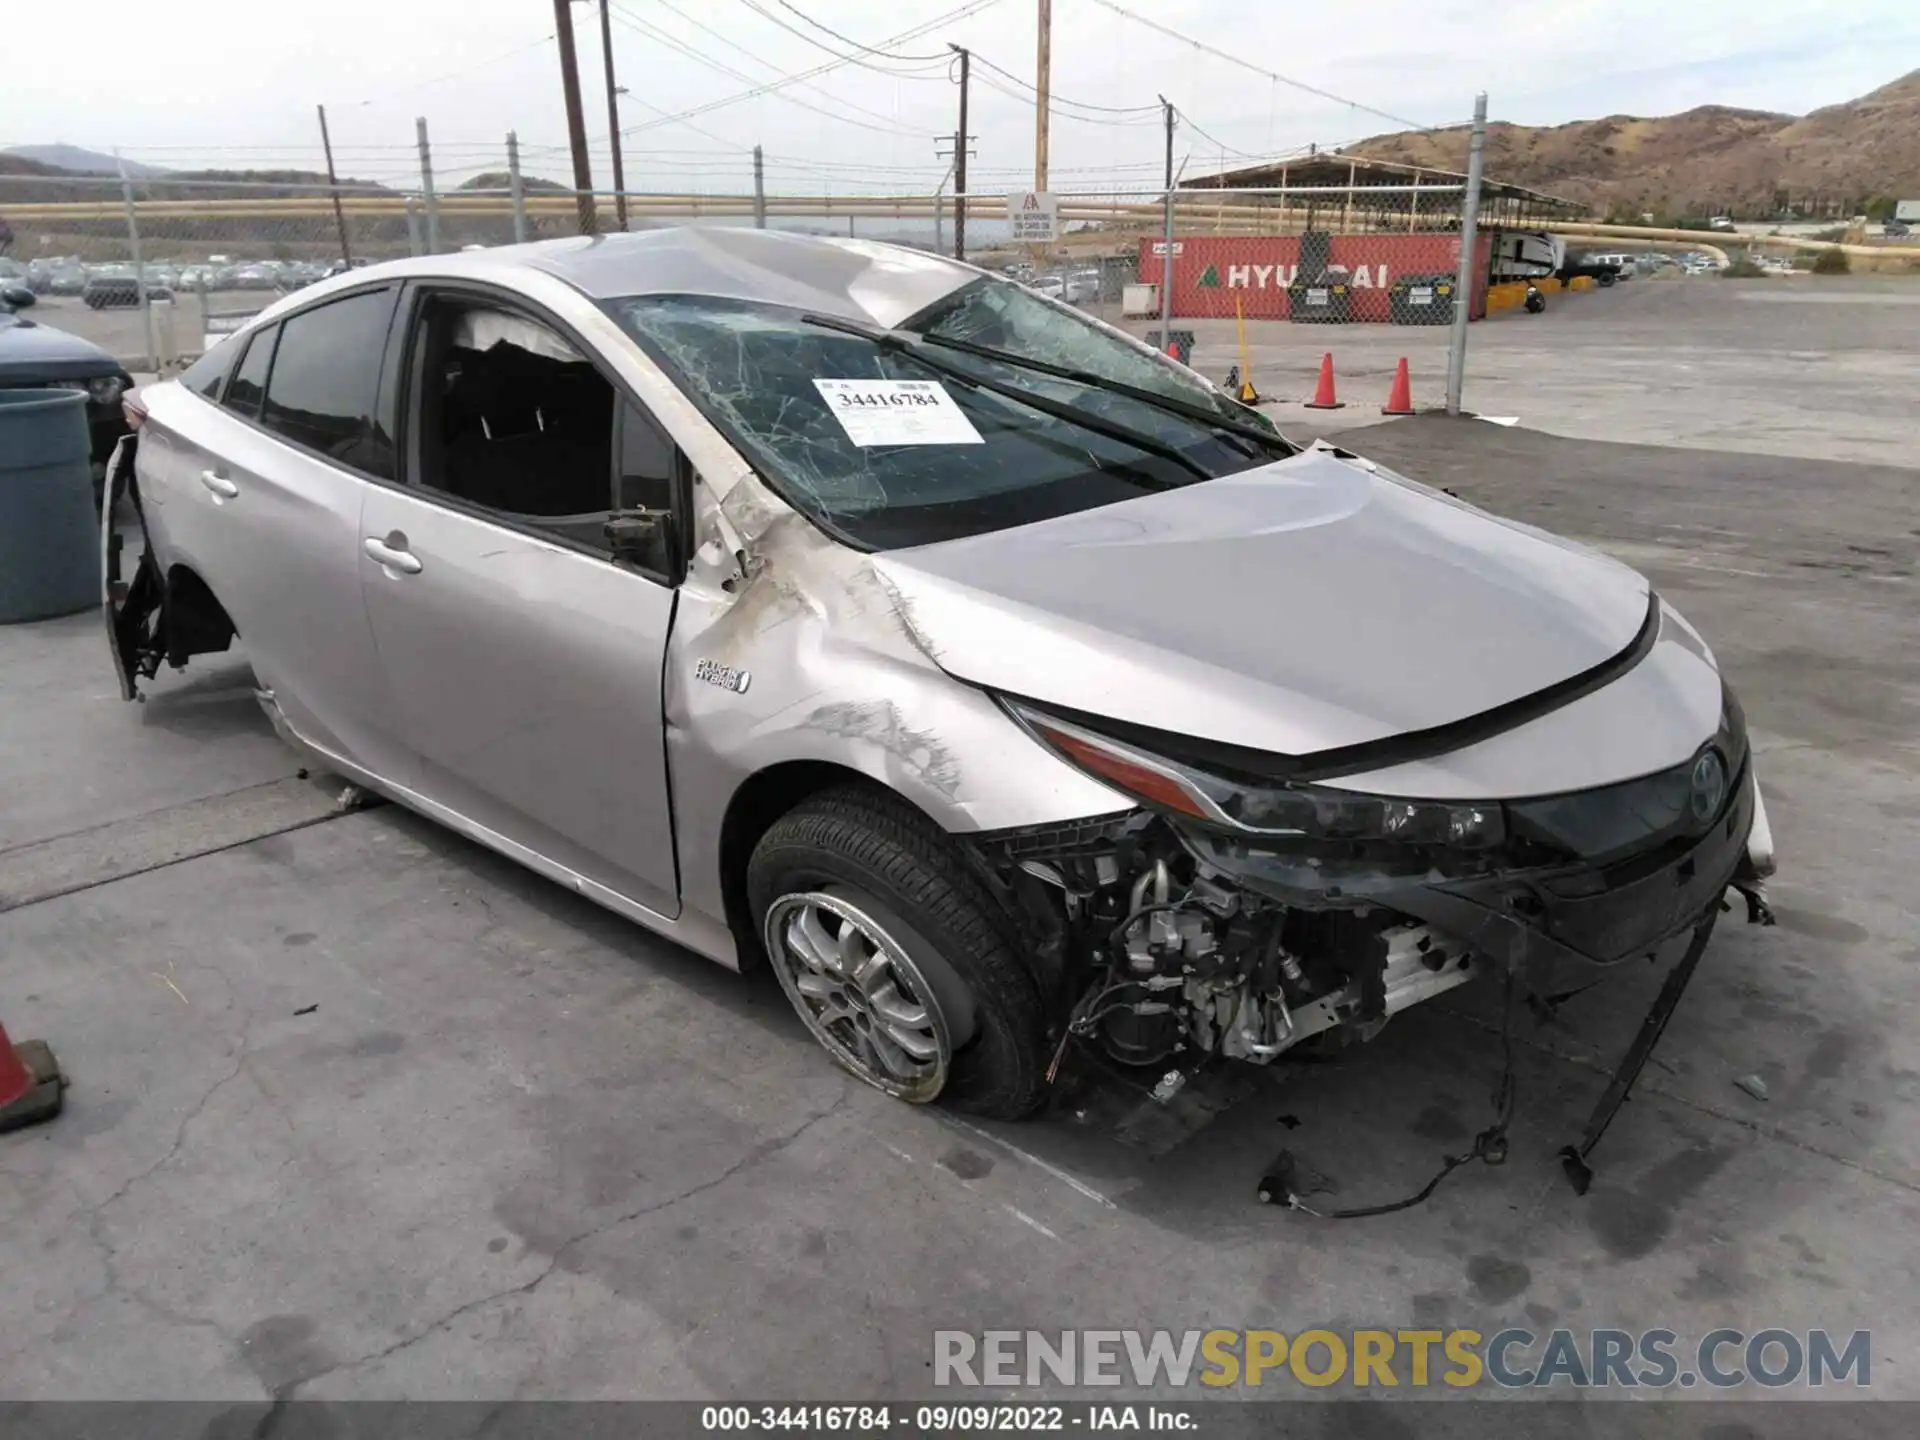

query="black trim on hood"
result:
[1007,590,1663,786]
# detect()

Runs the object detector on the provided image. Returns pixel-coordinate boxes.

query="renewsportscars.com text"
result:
[933,1328,1871,1390]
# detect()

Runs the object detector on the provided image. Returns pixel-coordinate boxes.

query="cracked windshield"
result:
[607,277,1285,549]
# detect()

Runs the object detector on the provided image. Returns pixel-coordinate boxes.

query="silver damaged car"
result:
[104,229,1775,1138]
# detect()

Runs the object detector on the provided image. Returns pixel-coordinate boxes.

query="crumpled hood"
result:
[870,446,1651,759]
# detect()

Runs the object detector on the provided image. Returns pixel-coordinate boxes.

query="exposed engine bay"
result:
[980,812,1483,1079]
[972,711,1771,1206]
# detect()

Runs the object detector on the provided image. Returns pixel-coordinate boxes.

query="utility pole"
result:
[597,0,628,230]
[115,153,156,372]
[1445,91,1488,416]
[553,0,599,235]
[1034,0,1051,192]
[1158,96,1176,356]
[752,145,767,228]
[506,130,529,244]
[316,104,352,264]
[949,44,970,260]
[933,154,953,254]
[416,116,440,254]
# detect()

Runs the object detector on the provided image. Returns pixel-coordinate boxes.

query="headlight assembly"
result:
[1006,685,1750,869]
[1003,700,1507,850]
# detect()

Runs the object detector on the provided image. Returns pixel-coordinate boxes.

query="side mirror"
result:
[1,284,34,310]
[604,507,675,570]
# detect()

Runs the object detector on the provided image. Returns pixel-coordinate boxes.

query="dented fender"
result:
[663,470,1132,955]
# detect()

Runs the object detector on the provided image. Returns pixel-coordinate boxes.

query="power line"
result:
[632,0,934,136]
[733,0,966,70]
[971,73,1159,128]
[767,0,956,63]
[1081,0,1433,133]
[335,31,558,110]
[617,0,1001,140]
[1175,110,1267,161]
[610,6,930,138]
[604,82,752,152]
[968,50,1159,116]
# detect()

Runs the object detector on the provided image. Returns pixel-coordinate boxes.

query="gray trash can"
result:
[1,388,101,623]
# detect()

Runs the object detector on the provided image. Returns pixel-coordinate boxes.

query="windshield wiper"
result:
[800,313,1213,484]
[913,330,1294,456]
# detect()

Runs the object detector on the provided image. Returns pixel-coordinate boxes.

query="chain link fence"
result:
[964,180,1496,411]
[5,116,1552,421]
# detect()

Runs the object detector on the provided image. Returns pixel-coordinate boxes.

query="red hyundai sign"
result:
[1137,233,1493,321]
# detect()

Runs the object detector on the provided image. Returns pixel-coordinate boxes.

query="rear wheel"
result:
[747,786,1049,1118]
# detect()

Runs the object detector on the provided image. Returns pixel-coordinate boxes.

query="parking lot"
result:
[3,264,1918,1419]
[1121,272,1920,470]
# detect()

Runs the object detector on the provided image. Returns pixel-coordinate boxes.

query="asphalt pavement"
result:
[2,329,1917,1412]
[1115,273,1920,470]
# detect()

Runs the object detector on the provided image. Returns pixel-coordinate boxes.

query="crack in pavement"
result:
[280,1088,853,1396]
[93,1040,253,1217]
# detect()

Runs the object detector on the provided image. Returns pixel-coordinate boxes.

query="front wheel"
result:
[747,786,1050,1118]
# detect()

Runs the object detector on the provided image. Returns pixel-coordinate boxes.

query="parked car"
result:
[104,230,1774,1119]
[1588,252,1638,278]
[45,262,88,295]
[84,273,148,309]
[1063,269,1102,304]
[0,284,133,480]
[1029,274,1067,301]
[229,263,281,291]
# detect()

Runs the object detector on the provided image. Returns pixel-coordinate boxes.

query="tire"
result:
[747,785,1049,1118]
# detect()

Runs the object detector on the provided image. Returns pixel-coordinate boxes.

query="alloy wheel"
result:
[763,890,952,1103]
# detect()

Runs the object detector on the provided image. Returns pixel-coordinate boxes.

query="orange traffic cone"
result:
[0,1020,63,1134]
[1304,352,1344,409]
[1382,356,1415,415]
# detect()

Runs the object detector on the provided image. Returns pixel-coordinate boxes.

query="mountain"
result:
[0,161,394,205]
[456,171,574,193]
[3,144,167,178]
[1346,69,1920,219]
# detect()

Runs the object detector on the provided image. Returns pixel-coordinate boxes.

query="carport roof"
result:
[1180,152,1582,215]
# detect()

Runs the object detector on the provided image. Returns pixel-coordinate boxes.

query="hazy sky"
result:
[4,0,1915,193]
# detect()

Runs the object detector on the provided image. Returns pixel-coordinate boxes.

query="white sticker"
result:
[1410,287,1434,305]
[812,379,983,447]
[1306,287,1330,305]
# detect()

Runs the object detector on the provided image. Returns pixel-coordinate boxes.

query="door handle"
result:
[363,535,423,575]
[200,469,239,499]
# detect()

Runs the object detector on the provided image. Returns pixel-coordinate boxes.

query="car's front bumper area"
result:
[1387,760,1756,972]
[1185,759,1757,979]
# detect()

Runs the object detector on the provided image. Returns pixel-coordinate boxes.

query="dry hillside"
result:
[1348,69,1920,218]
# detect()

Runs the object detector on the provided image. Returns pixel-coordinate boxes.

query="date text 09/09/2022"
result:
[701,1405,1195,1432]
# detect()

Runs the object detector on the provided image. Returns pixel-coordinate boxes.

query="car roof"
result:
[242,228,985,337]
[526,228,982,326]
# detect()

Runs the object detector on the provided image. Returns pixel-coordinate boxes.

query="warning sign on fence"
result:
[1006,191,1059,243]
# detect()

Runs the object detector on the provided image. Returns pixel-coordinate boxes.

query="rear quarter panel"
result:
[135,381,391,765]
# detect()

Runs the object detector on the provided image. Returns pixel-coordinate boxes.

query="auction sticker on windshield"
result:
[813,379,983,447]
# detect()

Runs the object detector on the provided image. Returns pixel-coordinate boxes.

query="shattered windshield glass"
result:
[606,290,1269,550]
[908,276,1240,420]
